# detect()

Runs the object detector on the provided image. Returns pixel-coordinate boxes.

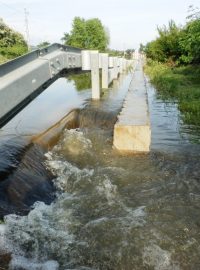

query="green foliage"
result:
[145,61,200,125]
[37,41,50,48]
[0,44,28,59]
[62,17,109,51]
[125,49,135,59]
[0,18,28,61]
[0,54,7,64]
[139,43,145,53]
[67,73,91,91]
[105,48,135,59]
[106,49,124,57]
[179,19,200,64]
[144,7,200,65]
[145,20,184,64]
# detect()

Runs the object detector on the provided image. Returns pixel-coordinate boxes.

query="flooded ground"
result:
[0,69,200,269]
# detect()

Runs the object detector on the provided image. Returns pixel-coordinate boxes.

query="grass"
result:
[145,60,200,126]
[0,54,8,65]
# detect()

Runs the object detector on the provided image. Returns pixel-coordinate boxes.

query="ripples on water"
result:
[1,73,200,269]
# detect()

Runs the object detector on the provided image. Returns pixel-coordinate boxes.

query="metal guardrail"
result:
[0,43,83,127]
[0,43,133,128]
[0,43,81,77]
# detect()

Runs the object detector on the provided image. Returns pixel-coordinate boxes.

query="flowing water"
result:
[1,70,200,270]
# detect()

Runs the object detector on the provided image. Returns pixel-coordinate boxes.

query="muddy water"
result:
[1,71,200,270]
[0,75,92,219]
[1,76,91,137]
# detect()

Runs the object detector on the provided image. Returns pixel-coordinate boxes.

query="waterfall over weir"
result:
[0,72,200,269]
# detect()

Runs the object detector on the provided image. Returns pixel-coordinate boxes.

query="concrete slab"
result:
[113,60,151,153]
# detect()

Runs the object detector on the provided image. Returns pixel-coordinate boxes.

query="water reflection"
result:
[147,78,200,152]
[1,76,91,137]
[67,73,91,91]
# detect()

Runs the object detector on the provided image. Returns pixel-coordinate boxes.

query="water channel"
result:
[0,68,200,270]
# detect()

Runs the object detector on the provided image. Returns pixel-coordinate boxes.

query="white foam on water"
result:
[3,200,77,269]
[143,244,180,270]
[9,256,59,270]
[0,224,5,241]
[0,224,7,253]
[85,217,110,227]
[1,127,148,269]
[96,176,117,205]
[55,129,92,157]
[45,129,94,192]
[121,205,147,228]
[46,158,94,191]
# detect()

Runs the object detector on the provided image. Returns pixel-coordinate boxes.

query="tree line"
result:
[141,6,200,65]
[0,16,134,64]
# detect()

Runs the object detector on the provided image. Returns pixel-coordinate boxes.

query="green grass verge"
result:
[145,60,200,126]
[0,54,8,64]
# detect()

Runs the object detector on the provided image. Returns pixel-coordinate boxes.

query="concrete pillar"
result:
[90,51,100,99]
[117,58,120,75]
[98,53,102,69]
[123,58,127,71]
[81,50,91,70]
[113,57,118,79]
[108,57,114,84]
[109,57,114,68]
[101,53,109,89]
[119,58,123,73]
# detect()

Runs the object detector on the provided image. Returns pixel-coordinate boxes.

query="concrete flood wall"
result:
[113,60,151,153]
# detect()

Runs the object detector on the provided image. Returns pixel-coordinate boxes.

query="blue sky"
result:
[0,0,199,50]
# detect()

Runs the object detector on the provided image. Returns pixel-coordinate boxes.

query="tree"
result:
[145,20,184,64]
[62,17,109,51]
[145,6,200,65]
[139,43,145,53]
[180,7,200,64]
[37,41,50,48]
[0,18,28,59]
[125,49,135,59]
[107,49,124,57]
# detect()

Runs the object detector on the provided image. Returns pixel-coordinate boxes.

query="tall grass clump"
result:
[145,60,200,126]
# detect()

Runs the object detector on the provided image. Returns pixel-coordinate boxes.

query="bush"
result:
[0,44,28,59]
[145,61,200,126]
[143,8,200,65]
[0,19,28,61]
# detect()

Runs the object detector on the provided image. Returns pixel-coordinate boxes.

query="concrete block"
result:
[113,57,118,79]
[113,124,151,152]
[90,51,100,99]
[81,50,91,70]
[109,57,114,68]
[113,60,151,153]
[101,53,109,89]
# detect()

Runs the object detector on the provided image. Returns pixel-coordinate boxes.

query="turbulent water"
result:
[1,71,200,269]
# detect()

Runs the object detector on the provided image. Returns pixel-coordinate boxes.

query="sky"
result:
[0,0,200,50]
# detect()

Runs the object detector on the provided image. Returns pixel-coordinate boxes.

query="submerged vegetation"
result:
[143,6,200,128]
[145,61,200,126]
